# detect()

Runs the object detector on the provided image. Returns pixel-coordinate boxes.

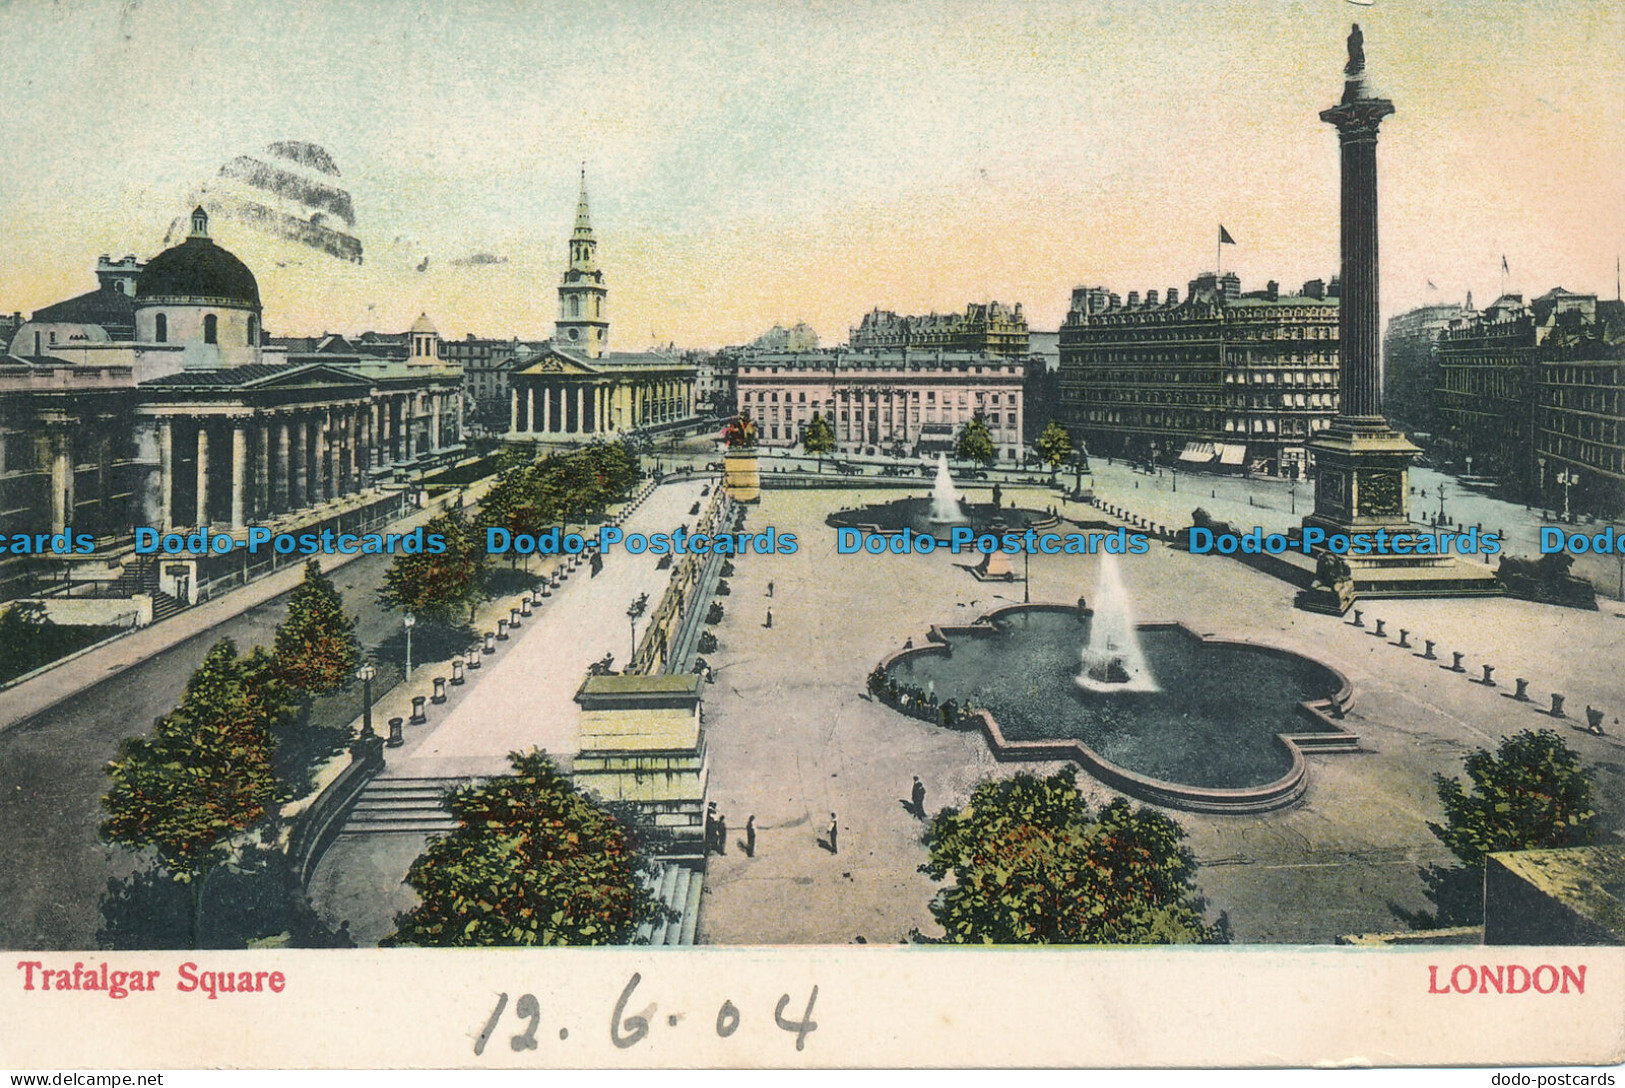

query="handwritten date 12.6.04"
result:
[473,972,820,1056]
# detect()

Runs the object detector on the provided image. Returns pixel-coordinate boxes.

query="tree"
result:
[379,508,488,624]
[955,414,996,467]
[919,766,1222,945]
[1034,420,1073,474]
[801,411,836,472]
[101,639,290,947]
[1430,729,1598,868]
[273,560,360,696]
[479,455,554,565]
[384,750,665,946]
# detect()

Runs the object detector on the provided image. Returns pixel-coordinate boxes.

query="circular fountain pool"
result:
[880,606,1355,813]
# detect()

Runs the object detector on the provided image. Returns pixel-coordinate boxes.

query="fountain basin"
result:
[878,604,1356,814]
[828,497,1059,542]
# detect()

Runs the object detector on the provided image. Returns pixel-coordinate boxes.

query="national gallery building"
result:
[1,207,463,611]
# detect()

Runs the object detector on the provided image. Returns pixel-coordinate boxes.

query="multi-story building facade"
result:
[735,349,1025,461]
[849,301,1029,358]
[1435,294,1538,491]
[1536,299,1625,517]
[1058,273,1341,477]
[1382,300,1470,438]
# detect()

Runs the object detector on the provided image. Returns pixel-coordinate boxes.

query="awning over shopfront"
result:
[1178,441,1217,464]
[1217,443,1248,466]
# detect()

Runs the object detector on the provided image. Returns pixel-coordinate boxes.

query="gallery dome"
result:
[136,207,260,308]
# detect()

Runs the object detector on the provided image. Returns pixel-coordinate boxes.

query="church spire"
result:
[555,166,608,357]
[573,164,594,239]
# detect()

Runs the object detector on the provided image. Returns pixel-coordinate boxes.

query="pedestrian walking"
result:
[827,812,839,855]
[767,581,774,597]
[911,776,926,819]
[704,803,718,855]
[765,608,773,628]
[715,813,727,855]
[744,815,756,858]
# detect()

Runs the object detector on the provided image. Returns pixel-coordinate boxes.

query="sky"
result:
[1,0,1622,348]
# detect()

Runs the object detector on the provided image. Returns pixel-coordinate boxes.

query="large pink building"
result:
[735,349,1026,461]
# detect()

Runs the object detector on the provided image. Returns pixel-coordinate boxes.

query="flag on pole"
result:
[1427,279,1438,290]
[1219,225,1237,246]
[1501,255,1510,274]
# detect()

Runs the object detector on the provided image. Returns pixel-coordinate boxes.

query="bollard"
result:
[1397,629,1411,648]
[1450,652,1466,673]
[1352,609,1364,628]
[1551,694,1566,718]
[520,597,533,616]
[386,716,404,748]
[410,696,427,725]
[432,676,447,704]
[497,619,510,641]
[466,648,481,670]
[510,607,521,629]
[1586,706,1604,732]
[1480,664,1495,686]
[1513,678,1530,701]
[1373,619,1386,638]
[483,632,497,654]
[540,582,552,598]
[451,659,465,685]
[1423,640,1437,660]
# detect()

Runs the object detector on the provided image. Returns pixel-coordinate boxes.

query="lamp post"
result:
[1556,469,1578,522]
[1538,456,1547,507]
[627,592,649,665]
[357,663,377,737]
[403,613,416,681]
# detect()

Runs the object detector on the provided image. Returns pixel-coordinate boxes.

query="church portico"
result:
[506,350,697,442]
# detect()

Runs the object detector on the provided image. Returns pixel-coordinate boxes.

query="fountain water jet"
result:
[1077,552,1158,693]
[928,453,967,524]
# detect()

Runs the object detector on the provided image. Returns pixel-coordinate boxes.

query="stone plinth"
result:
[723,450,760,503]
[572,673,709,857]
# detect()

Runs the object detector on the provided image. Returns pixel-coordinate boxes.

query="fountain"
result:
[928,453,967,524]
[876,603,1355,812]
[1076,553,1157,693]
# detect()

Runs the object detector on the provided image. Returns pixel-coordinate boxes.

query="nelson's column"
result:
[1301,24,1497,608]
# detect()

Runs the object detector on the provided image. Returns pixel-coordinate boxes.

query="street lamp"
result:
[357,663,377,737]
[627,592,649,665]
[403,613,416,681]
[1556,469,1579,522]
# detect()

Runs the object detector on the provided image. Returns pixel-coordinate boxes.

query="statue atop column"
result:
[1345,23,1365,78]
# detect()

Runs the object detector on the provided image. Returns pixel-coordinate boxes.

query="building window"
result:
[247,314,258,346]
[204,314,218,344]
[155,314,167,343]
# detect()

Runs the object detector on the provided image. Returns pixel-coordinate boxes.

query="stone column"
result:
[314,413,330,502]
[159,418,174,532]
[194,422,210,526]
[1321,34,1393,429]
[230,421,247,528]
[543,385,553,433]
[255,421,270,518]
[577,385,587,433]
[275,419,291,512]
[48,430,72,534]
[527,386,536,434]
[431,392,442,452]
[291,418,307,509]
[510,388,519,433]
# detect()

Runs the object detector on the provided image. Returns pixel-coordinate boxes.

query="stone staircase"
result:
[635,860,704,947]
[339,776,471,835]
